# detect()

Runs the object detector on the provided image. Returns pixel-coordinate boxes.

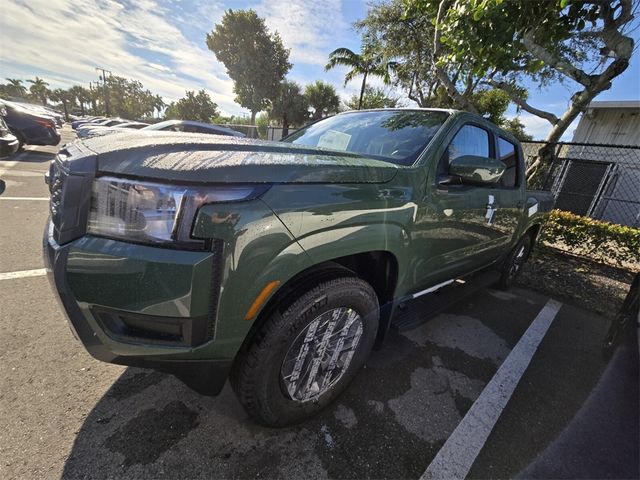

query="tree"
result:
[68,85,89,116]
[27,77,50,105]
[325,41,394,110]
[165,90,219,123]
[357,0,511,114]
[344,86,400,110]
[87,84,101,115]
[304,81,341,121]
[256,112,270,139]
[356,1,440,108]
[406,0,635,177]
[152,95,166,119]
[105,75,155,119]
[50,88,73,121]
[269,80,308,136]
[502,117,533,141]
[4,78,27,98]
[206,9,291,126]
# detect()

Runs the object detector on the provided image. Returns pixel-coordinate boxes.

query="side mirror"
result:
[447,155,506,186]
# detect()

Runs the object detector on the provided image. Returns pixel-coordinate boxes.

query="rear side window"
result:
[497,137,519,188]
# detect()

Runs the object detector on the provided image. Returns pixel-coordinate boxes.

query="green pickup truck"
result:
[44,109,551,426]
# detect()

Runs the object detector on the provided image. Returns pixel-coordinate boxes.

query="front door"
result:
[412,124,506,288]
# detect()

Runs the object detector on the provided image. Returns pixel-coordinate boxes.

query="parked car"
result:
[142,119,245,137]
[8,102,64,127]
[1,100,60,148]
[44,108,551,426]
[115,121,149,129]
[76,118,129,138]
[0,106,19,158]
[71,117,104,130]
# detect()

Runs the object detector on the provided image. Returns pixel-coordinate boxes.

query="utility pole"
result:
[95,67,112,116]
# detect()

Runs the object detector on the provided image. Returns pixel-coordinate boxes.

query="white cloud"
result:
[255,0,351,68]
[516,113,552,140]
[512,111,581,141]
[0,0,244,115]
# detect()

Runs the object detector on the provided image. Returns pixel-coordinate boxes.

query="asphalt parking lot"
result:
[0,127,635,479]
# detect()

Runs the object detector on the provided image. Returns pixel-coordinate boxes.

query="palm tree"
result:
[5,78,27,98]
[152,95,166,118]
[50,88,73,121]
[270,80,308,136]
[325,42,393,110]
[304,81,341,121]
[69,85,88,116]
[27,77,50,105]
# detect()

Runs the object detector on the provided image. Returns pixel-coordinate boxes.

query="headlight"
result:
[87,176,262,246]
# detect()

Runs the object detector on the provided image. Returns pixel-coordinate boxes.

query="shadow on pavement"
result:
[11,149,58,163]
[61,325,457,479]
[60,288,547,479]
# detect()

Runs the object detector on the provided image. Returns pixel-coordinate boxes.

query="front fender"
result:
[192,199,312,358]
[263,183,415,297]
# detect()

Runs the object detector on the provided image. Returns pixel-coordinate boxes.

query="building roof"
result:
[587,100,640,110]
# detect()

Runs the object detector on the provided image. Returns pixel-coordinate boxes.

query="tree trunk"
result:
[62,101,69,122]
[80,102,85,117]
[358,71,368,110]
[282,113,289,138]
[526,56,631,181]
[249,110,257,138]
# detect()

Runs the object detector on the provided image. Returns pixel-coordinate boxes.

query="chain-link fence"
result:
[522,141,640,228]
[218,124,284,141]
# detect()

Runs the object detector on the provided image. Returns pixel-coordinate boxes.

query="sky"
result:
[1,0,638,140]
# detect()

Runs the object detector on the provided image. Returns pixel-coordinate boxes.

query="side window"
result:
[449,125,490,160]
[438,124,491,176]
[497,137,519,188]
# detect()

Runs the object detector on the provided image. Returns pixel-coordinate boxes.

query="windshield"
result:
[283,110,449,165]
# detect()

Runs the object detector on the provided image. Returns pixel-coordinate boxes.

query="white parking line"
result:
[421,299,563,480]
[0,268,48,281]
[0,197,49,201]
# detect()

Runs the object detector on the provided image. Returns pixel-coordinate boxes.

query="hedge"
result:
[540,209,640,266]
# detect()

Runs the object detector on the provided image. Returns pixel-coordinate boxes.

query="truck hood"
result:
[78,130,398,184]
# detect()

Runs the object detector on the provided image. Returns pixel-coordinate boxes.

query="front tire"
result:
[230,276,379,427]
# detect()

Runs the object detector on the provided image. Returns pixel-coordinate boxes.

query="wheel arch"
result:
[526,222,543,250]
[234,250,400,366]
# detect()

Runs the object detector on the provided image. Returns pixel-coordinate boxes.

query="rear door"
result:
[491,136,525,248]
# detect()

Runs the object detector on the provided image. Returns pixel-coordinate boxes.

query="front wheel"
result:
[230,276,379,427]
[496,234,532,290]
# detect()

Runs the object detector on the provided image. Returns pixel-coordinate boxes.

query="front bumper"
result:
[44,223,231,395]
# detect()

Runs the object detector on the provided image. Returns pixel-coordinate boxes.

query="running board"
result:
[392,269,501,332]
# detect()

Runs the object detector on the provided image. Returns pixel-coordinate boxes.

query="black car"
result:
[0,106,19,158]
[142,119,245,137]
[1,101,60,148]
